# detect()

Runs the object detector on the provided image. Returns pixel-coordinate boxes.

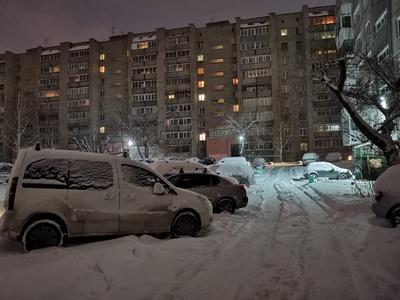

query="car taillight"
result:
[375,191,383,202]
[239,184,246,192]
[8,177,18,210]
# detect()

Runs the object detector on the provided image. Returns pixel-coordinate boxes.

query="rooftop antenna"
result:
[43,37,49,47]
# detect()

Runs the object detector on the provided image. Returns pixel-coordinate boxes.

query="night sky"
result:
[0,0,333,53]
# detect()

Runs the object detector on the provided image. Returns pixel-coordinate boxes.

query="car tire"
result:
[389,207,400,228]
[171,211,199,238]
[216,199,235,214]
[22,220,64,252]
[338,173,348,180]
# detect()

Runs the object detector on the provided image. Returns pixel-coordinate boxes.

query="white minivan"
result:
[0,148,213,251]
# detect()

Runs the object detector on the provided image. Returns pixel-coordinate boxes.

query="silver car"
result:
[372,164,400,227]
[166,172,248,214]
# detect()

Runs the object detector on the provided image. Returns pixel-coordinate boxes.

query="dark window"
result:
[211,175,221,186]
[121,165,160,187]
[189,174,211,187]
[23,159,69,189]
[69,160,113,190]
[341,16,351,28]
[167,175,180,186]
[281,42,288,50]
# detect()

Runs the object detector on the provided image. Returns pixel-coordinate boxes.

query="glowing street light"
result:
[128,140,133,147]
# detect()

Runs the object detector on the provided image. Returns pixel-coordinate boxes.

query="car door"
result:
[67,159,119,235]
[119,163,172,234]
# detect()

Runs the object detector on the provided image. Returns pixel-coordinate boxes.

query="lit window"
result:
[210,58,224,64]
[215,98,224,104]
[99,66,105,73]
[280,29,288,36]
[197,54,204,61]
[167,94,175,100]
[300,143,308,151]
[197,67,205,75]
[211,45,224,50]
[198,81,205,88]
[199,133,206,141]
[233,104,240,112]
[232,78,239,85]
[211,71,224,77]
[99,53,105,61]
[99,126,105,133]
[198,94,205,101]
[138,42,149,49]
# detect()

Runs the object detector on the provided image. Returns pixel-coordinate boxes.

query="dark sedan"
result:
[166,172,248,214]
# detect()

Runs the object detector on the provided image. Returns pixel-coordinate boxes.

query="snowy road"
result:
[1,167,400,300]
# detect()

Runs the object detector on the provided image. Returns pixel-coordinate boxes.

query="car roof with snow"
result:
[16,148,161,175]
[306,161,349,172]
[149,160,210,174]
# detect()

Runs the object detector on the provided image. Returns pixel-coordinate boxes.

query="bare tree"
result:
[73,133,109,153]
[271,110,292,162]
[225,114,257,156]
[320,46,400,166]
[5,90,35,156]
[115,109,163,159]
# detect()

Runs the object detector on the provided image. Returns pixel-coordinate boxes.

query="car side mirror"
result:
[153,182,166,195]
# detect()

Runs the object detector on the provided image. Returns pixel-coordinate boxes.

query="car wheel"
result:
[171,211,199,238]
[22,220,63,251]
[309,172,318,179]
[216,199,235,214]
[389,207,400,228]
[338,173,348,180]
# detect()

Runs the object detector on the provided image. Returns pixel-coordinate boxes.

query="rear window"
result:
[23,159,69,189]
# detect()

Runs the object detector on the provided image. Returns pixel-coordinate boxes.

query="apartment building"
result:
[0,5,350,162]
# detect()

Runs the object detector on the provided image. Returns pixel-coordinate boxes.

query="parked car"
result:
[200,157,216,165]
[301,152,319,166]
[0,147,213,251]
[0,162,13,184]
[372,164,400,227]
[325,152,342,162]
[166,172,248,214]
[304,162,353,180]
[209,157,256,186]
[252,157,267,169]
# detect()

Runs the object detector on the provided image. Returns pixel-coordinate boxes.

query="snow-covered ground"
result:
[1,167,399,300]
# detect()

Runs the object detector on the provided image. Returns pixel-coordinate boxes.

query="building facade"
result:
[0,5,349,162]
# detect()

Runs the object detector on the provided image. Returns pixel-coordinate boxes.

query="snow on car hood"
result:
[306,162,352,174]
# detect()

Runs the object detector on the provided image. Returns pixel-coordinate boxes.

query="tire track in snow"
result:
[293,181,400,299]
[271,180,314,299]
[288,179,381,300]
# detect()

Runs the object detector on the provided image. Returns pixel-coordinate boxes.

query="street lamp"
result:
[380,96,387,109]
[128,140,133,148]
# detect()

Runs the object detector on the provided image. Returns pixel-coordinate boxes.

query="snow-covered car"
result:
[325,152,342,162]
[166,172,248,214]
[304,162,352,180]
[0,162,13,184]
[209,158,256,186]
[252,157,266,169]
[372,164,400,227]
[0,147,213,251]
[301,152,319,166]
